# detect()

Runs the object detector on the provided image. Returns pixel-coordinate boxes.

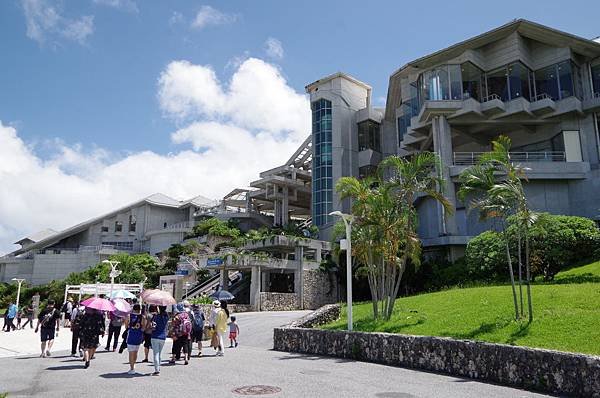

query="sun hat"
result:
[183,300,191,307]
[213,300,220,307]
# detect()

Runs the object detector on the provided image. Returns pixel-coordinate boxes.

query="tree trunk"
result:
[504,233,519,321]
[525,232,533,322]
[386,259,406,319]
[517,230,523,318]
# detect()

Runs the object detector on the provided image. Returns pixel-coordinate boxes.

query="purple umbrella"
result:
[81,297,115,312]
[111,298,131,317]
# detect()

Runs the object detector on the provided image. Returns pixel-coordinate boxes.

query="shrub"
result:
[465,230,507,281]
[190,218,241,239]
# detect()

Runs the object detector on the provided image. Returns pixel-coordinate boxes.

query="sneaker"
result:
[46,350,51,357]
[127,369,136,375]
[235,342,238,347]
[184,360,188,365]
[152,372,160,376]
[71,354,78,358]
[84,361,90,369]
[79,350,83,357]
[40,353,45,358]
[228,345,233,348]
[141,359,148,363]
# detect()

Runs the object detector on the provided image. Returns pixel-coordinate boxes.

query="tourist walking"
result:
[183,301,194,360]
[150,305,169,376]
[169,304,192,365]
[21,303,34,329]
[70,303,84,357]
[215,301,229,356]
[62,298,73,327]
[124,304,144,374]
[79,308,105,368]
[16,307,22,329]
[35,300,60,357]
[228,316,240,348]
[142,305,156,362]
[191,304,205,357]
[5,302,17,332]
[105,312,123,352]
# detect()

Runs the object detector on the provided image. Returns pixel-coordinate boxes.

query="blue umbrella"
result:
[209,290,235,301]
[110,289,136,299]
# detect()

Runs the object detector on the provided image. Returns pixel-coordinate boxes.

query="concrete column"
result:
[219,269,227,290]
[249,266,260,310]
[431,115,457,235]
[282,187,289,226]
[294,246,304,309]
[315,246,322,262]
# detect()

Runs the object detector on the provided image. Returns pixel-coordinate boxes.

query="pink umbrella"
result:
[143,289,176,306]
[111,298,131,317]
[81,297,115,312]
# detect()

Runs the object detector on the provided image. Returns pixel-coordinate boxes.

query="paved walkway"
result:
[0,311,551,397]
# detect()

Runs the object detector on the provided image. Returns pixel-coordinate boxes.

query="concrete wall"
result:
[30,251,102,285]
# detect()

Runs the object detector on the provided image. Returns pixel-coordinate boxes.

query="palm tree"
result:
[458,135,534,321]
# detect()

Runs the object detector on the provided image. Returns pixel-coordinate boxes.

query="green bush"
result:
[465,230,508,281]
[190,217,241,239]
[464,213,600,282]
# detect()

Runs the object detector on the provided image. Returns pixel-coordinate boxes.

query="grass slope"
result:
[323,261,600,355]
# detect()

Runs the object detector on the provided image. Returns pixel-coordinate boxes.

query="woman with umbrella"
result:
[215,301,230,357]
[79,298,111,369]
[124,303,145,375]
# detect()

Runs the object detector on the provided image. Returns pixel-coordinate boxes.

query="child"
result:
[228,316,240,348]
[16,308,22,330]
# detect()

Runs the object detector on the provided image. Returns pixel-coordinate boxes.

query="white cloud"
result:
[21,0,94,45]
[93,0,138,13]
[169,11,184,26]
[264,37,284,59]
[0,57,310,254]
[191,5,237,30]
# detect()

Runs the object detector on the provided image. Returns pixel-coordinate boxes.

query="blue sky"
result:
[0,0,599,253]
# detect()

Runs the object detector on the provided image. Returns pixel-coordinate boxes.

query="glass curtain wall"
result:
[312,98,333,227]
[508,62,531,100]
[461,62,484,101]
[398,83,419,144]
[358,120,381,152]
[534,61,580,101]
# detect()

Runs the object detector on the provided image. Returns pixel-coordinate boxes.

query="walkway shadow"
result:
[99,372,147,379]
[275,352,353,364]
[505,322,530,345]
[45,365,83,371]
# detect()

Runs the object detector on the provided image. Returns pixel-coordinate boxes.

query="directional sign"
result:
[207,258,224,266]
[175,270,189,276]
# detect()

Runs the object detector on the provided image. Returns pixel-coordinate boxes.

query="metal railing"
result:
[482,94,501,103]
[164,221,196,230]
[453,151,567,166]
[533,93,552,102]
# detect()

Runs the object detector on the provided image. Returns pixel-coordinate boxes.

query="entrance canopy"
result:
[64,283,144,299]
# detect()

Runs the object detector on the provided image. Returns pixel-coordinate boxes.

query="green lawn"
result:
[322,261,600,355]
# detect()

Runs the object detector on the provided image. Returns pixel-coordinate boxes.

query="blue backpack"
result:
[192,311,205,331]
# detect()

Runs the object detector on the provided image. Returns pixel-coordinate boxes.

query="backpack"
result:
[40,309,56,328]
[192,311,205,331]
[176,314,192,337]
[61,302,68,313]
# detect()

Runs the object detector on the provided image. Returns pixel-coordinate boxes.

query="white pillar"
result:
[249,266,260,311]
[431,115,457,236]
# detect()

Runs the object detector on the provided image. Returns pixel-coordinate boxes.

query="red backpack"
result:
[176,313,192,337]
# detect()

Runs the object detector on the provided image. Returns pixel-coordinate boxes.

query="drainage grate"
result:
[232,385,282,396]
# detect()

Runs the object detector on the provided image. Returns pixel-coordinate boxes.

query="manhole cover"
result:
[375,393,418,398]
[232,385,282,395]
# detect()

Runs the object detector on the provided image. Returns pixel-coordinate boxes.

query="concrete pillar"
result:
[294,246,304,309]
[250,266,260,310]
[315,246,322,262]
[431,115,458,235]
[219,269,227,290]
[282,187,289,226]
[261,271,269,292]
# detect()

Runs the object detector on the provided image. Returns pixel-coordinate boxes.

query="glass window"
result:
[449,65,462,100]
[461,62,483,101]
[421,67,449,101]
[115,221,123,233]
[486,67,509,101]
[101,226,109,233]
[129,215,136,232]
[312,98,333,227]
[358,120,381,152]
[535,64,560,100]
[508,62,531,101]
[557,61,574,99]
[358,165,378,179]
[592,64,600,96]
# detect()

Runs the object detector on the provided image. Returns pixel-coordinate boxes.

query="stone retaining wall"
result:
[302,270,338,310]
[274,306,600,397]
[260,292,299,311]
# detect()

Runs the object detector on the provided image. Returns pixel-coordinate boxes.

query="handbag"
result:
[210,330,219,348]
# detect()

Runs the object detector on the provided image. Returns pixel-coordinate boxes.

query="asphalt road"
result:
[0,311,552,398]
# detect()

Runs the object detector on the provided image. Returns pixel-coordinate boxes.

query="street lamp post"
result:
[329,211,355,331]
[102,260,121,300]
[11,278,25,311]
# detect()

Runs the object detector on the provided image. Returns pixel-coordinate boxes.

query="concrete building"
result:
[0,193,216,285]
[307,19,600,259]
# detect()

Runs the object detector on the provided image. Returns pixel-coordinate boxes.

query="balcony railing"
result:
[453,151,566,166]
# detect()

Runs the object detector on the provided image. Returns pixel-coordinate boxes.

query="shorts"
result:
[40,328,55,342]
[127,344,140,352]
[229,331,237,340]
[143,333,152,349]
[191,329,203,342]
[65,313,71,320]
